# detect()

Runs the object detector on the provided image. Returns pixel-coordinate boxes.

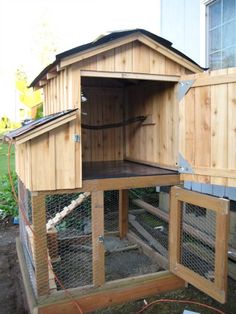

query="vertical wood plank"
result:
[55,123,75,189]
[114,93,124,160]
[149,50,166,74]
[31,194,49,296]
[119,190,129,239]
[215,201,229,296]
[91,94,103,161]
[132,41,150,73]
[92,191,105,286]
[97,49,115,71]
[71,65,82,187]
[114,43,133,72]
[103,95,115,160]
[194,86,211,183]
[80,55,98,71]
[31,133,56,191]
[165,59,181,75]
[227,80,236,187]
[211,84,228,185]
[184,88,195,165]
[169,187,182,269]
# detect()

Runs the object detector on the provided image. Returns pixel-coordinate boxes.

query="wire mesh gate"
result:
[169,186,229,303]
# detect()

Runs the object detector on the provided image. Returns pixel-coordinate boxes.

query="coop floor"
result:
[82,160,177,180]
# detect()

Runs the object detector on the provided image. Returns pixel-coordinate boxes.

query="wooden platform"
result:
[39,161,180,195]
[82,160,178,180]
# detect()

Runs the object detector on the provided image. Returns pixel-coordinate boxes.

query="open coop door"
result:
[169,69,236,303]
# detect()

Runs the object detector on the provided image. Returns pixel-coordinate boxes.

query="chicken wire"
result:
[180,202,216,281]
[104,188,164,282]
[104,190,119,233]
[46,192,93,290]
[18,179,36,296]
[18,184,171,302]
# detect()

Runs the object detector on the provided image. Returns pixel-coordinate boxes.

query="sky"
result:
[0,0,161,120]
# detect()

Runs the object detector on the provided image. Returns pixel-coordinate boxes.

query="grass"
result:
[0,131,17,217]
[0,142,15,182]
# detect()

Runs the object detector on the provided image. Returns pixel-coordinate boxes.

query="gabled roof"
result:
[4,109,77,144]
[30,29,205,88]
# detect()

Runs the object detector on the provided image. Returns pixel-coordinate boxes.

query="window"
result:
[207,0,236,69]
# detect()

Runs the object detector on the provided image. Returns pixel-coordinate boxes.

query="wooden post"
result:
[169,187,182,270]
[119,190,129,239]
[31,193,49,296]
[92,191,105,286]
[215,201,229,296]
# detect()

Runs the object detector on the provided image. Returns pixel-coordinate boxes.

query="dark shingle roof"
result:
[4,109,77,141]
[30,28,205,87]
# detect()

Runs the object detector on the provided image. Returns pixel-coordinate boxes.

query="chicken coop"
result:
[5,29,236,313]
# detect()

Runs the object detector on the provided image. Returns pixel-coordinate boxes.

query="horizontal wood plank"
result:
[81,70,180,82]
[38,271,185,314]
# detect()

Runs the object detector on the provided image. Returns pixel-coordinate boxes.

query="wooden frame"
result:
[31,193,50,296]
[38,174,180,195]
[80,70,180,82]
[119,190,129,239]
[169,186,229,303]
[37,271,185,314]
[91,191,105,286]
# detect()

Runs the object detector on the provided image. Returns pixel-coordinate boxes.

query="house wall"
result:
[160,0,206,67]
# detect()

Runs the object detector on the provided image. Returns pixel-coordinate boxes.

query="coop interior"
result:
[19,180,219,300]
[81,76,179,180]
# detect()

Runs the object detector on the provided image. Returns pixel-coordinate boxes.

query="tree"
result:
[15,68,43,119]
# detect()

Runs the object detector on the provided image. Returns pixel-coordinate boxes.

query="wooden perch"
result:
[46,192,91,231]
[127,231,168,269]
[128,214,168,257]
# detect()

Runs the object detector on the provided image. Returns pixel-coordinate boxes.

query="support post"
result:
[119,189,129,239]
[92,191,105,286]
[31,193,49,296]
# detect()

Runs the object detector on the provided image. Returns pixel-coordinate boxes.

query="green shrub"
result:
[0,173,18,218]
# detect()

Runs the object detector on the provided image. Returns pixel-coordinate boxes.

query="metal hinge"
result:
[178,153,194,174]
[178,80,195,102]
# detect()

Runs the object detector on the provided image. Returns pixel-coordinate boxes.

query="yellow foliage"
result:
[16,79,43,108]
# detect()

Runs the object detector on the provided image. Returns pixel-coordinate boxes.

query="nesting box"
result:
[6,29,236,313]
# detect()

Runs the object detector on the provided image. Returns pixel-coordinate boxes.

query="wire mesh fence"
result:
[18,179,36,295]
[18,183,170,299]
[46,192,93,290]
[180,202,216,281]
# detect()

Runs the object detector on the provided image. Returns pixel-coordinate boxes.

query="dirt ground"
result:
[0,224,236,314]
[0,224,27,314]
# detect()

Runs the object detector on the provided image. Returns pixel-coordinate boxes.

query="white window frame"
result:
[205,0,236,69]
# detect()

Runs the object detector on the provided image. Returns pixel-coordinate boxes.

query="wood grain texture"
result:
[31,194,49,296]
[92,191,105,286]
[179,69,236,187]
[119,190,129,239]
[38,272,185,314]
[169,186,229,304]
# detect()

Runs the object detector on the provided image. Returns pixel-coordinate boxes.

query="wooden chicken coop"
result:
[5,29,236,313]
